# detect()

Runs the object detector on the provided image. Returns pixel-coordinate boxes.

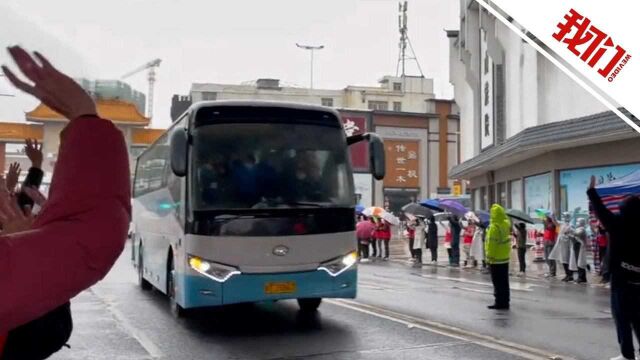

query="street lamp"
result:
[296,43,324,89]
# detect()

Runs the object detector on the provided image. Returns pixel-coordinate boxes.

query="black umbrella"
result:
[401,203,434,218]
[506,209,535,224]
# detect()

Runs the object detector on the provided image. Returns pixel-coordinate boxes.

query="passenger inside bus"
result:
[289,151,326,203]
[197,154,231,205]
[254,150,281,199]
[229,153,260,207]
[192,123,352,210]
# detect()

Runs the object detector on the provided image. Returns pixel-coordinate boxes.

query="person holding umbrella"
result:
[462,218,476,267]
[471,217,486,268]
[449,214,462,267]
[374,217,392,260]
[486,204,512,310]
[405,216,417,260]
[409,216,425,265]
[426,215,439,263]
[356,215,374,262]
[513,222,528,276]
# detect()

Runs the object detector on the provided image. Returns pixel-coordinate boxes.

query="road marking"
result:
[95,291,163,358]
[450,286,494,295]
[327,298,575,360]
[412,273,536,292]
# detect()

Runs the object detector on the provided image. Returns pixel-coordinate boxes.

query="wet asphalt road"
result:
[49,249,616,360]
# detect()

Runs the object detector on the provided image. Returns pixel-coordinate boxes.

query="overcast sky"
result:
[1,0,459,128]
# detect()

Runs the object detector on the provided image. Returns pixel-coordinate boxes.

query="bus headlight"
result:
[188,255,241,283]
[318,251,358,277]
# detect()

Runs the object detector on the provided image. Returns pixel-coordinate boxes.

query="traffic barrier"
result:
[530,229,545,262]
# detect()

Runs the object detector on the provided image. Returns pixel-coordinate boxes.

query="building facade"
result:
[187,75,436,117]
[447,0,640,218]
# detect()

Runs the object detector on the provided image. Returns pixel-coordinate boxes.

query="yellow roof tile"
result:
[131,128,165,145]
[26,99,150,125]
[0,122,44,141]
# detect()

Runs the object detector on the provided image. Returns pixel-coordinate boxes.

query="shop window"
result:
[497,182,507,207]
[559,164,640,216]
[524,173,552,218]
[509,179,523,210]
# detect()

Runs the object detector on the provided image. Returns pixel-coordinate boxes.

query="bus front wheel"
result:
[167,255,187,318]
[137,246,152,291]
[297,298,322,312]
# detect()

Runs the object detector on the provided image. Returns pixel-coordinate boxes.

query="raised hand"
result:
[24,138,43,168]
[589,175,596,190]
[0,194,34,234]
[6,162,21,192]
[22,186,47,207]
[1,46,96,121]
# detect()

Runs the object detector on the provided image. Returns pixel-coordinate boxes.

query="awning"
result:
[449,109,639,179]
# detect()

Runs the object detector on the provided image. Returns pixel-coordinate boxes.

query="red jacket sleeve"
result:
[0,116,131,332]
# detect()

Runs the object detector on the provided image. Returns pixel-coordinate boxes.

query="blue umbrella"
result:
[471,210,490,228]
[355,204,365,214]
[439,199,469,217]
[420,199,444,212]
[473,210,490,224]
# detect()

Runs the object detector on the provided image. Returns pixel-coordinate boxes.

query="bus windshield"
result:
[191,122,354,210]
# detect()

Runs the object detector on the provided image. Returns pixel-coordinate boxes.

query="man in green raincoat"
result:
[485,204,512,310]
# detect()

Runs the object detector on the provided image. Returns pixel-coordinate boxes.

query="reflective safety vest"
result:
[485,225,511,264]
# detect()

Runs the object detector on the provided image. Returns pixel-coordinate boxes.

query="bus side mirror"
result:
[368,134,385,180]
[170,129,188,177]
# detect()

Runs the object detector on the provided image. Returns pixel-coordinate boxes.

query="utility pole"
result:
[296,43,324,89]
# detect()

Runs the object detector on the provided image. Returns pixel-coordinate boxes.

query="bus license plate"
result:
[264,281,297,294]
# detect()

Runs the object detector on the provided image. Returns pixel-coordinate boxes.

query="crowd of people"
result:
[388,207,611,287]
[356,215,393,261]
[378,183,636,359]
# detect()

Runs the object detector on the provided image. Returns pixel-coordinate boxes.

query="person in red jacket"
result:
[374,219,392,260]
[462,221,476,267]
[0,45,131,340]
[542,215,558,277]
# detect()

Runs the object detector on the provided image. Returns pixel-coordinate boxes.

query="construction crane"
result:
[121,58,161,119]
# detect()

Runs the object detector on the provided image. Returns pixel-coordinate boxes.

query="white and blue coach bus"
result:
[131,101,384,315]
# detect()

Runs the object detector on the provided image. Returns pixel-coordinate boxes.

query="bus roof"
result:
[180,100,341,123]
